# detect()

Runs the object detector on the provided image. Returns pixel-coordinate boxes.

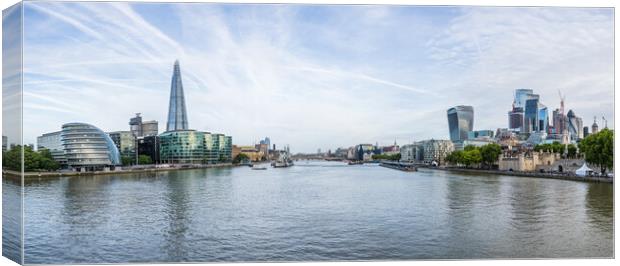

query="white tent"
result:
[575,163,593,177]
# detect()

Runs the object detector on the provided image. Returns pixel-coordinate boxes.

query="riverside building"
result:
[61,122,121,172]
[447,105,474,142]
[108,131,136,159]
[36,130,67,167]
[158,60,233,164]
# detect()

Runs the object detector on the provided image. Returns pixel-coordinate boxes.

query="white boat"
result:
[251,166,267,170]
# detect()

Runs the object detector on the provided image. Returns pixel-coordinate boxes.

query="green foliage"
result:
[137,155,153,165]
[232,153,250,164]
[121,156,134,166]
[446,143,500,168]
[579,128,613,174]
[534,142,578,158]
[480,143,502,169]
[463,145,477,151]
[2,146,60,171]
[372,153,401,161]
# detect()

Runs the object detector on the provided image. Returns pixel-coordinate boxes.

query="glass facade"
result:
[36,130,67,166]
[166,60,189,131]
[514,88,534,108]
[204,133,220,164]
[159,130,205,164]
[447,106,474,142]
[61,123,121,171]
[108,131,136,159]
[137,135,160,163]
[524,96,548,134]
[524,98,539,133]
[220,135,232,162]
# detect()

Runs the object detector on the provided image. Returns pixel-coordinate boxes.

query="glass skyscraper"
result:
[447,105,474,142]
[166,60,189,131]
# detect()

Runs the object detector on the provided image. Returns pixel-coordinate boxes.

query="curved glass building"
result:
[61,123,121,171]
[159,130,205,164]
[447,106,474,142]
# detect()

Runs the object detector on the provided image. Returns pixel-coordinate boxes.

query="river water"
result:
[2,161,614,263]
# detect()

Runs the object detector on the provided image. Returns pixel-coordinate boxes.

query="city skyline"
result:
[18,2,614,152]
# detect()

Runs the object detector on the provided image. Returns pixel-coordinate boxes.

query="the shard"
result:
[166,60,189,131]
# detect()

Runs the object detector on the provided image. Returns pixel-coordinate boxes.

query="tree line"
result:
[578,128,613,175]
[2,145,60,172]
[445,143,502,169]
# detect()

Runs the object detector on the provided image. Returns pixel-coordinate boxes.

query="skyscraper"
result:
[514,89,534,108]
[566,110,583,140]
[166,60,189,132]
[447,106,474,142]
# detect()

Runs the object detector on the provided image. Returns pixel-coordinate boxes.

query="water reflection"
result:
[10,162,614,263]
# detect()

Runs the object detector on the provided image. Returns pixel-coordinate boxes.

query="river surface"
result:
[2,161,614,263]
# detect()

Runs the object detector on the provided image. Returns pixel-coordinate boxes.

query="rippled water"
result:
[3,161,614,263]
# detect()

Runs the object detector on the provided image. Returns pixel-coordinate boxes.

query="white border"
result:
[0,1,617,266]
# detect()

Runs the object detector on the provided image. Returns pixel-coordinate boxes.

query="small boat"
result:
[347,161,363,165]
[251,166,267,170]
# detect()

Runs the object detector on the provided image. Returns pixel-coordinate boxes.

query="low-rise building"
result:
[37,130,67,167]
[498,151,559,172]
[137,135,159,164]
[419,139,454,166]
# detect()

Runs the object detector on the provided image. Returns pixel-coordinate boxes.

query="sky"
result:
[14,2,614,152]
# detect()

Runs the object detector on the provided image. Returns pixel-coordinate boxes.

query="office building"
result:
[400,144,423,162]
[259,137,271,151]
[137,135,160,164]
[36,131,67,166]
[204,133,220,164]
[447,105,474,142]
[566,110,583,140]
[523,93,549,134]
[61,123,121,171]
[467,130,494,140]
[130,113,159,137]
[219,135,233,162]
[514,89,534,108]
[583,126,589,138]
[255,143,269,159]
[108,131,136,159]
[159,130,205,164]
[419,139,454,166]
[510,89,540,133]
[508,106,524,131]
[166,60,189,131]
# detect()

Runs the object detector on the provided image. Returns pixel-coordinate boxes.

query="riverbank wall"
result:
[2,163,236,180]
[420,166,613,184]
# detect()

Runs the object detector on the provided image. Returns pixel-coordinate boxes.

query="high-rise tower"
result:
[447,105,474,142]
[166,60,189,131]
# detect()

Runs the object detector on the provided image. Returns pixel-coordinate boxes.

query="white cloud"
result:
[19,3,614,152]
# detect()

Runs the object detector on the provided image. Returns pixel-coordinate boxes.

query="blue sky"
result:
[18,2,614,152]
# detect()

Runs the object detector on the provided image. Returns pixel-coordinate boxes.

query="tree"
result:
[3,145,22,171]
[446,150,463,165]
[480,143,502,169]
[138,155,153,165]
[121,156,134,166]
[2,146,60,171]
[567,144,577,158]
[233,153,250,164]
[579,128,613,175]
[461,149,482,168]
